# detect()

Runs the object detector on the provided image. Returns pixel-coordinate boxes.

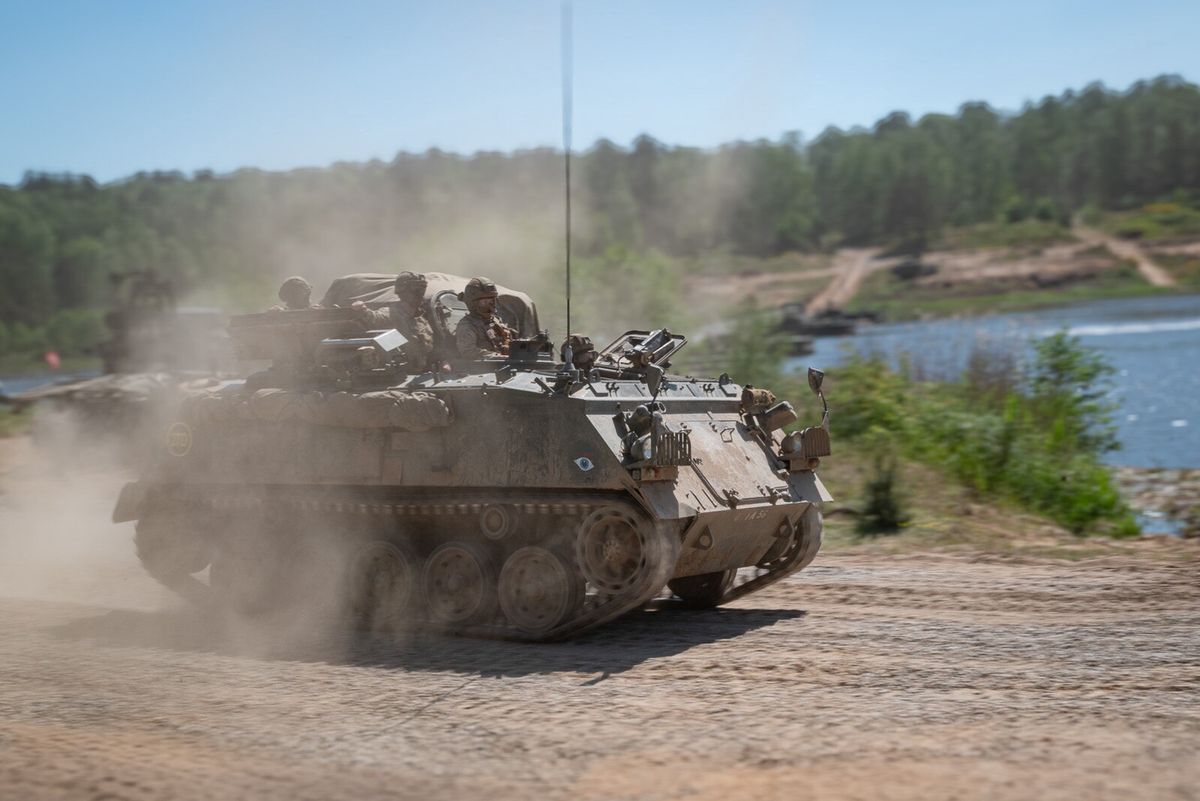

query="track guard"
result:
[112,481,147,523]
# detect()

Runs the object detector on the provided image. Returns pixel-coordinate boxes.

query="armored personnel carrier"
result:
[113,275,832,640]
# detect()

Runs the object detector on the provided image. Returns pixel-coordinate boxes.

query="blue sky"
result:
[2,0,1196,185]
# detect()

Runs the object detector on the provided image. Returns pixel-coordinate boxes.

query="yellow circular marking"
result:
[166,422,193,457]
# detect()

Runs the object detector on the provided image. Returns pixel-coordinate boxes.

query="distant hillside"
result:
[2,74,1200,361]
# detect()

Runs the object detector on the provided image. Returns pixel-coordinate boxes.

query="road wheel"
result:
[575,506,652,595]
[422,542,498,625]
[498,546,583,636]
[668,569,735,608]
[348,541,418,634]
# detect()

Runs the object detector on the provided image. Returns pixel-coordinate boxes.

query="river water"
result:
[0,370,101,397]
[786,294,1200,470]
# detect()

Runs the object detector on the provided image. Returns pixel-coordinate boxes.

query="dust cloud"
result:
[0,406,372,662]
[0,408,157,611]
[183,143,773,347]
[0,144,769,656]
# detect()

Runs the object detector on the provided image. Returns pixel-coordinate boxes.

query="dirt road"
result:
[2,537,1197,800]
[804,248,886,315]
[1077,226,1177,287]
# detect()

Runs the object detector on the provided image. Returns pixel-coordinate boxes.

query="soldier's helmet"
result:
[566,334,595,353]
[462,276,499,304]
[278,276,312,306]
[394,271,427,297]
[562,334,597,370]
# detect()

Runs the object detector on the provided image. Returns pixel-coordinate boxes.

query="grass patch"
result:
[1150,252,1200,287]
[816,447,1126,559]
[0,353,100,376]
[935,220,1076,251]
[1103,202,1200,242]
[0,406,32,438]
[848,261,1169,322]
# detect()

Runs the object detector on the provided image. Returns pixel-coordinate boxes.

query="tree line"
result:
[2,74,1199,361]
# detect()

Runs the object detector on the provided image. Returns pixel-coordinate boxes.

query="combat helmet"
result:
[278,276,313,309]
[462,277,499,304]
[278,276,312,300]
[394,271,427,296]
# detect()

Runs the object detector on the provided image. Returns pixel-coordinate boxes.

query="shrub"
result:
[1032,196,1064,224]
[1027,330,1118,456]
[856,445,910,535]
[1002,195,1028,223]
[832,332,1138,536]
[1110,202,1200,241]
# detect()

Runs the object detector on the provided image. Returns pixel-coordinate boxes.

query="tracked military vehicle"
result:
[113,275,832,640]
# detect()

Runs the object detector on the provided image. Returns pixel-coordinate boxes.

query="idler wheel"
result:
[135,508,212,604]
[422,542,498,625]
[575,506,651,595]
[668,569,735,608]
[348,541,418,634]
[498,547,583,636]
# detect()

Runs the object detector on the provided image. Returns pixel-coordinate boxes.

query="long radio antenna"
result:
[562,1,573,339]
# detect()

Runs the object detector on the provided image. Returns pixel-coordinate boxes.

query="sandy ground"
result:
[690,234,1140,320]
[688,266,835,316]
[909,239,1120,294]
[1,454,1197,801]
[1149,240,1200,258]
[804,248,888,315]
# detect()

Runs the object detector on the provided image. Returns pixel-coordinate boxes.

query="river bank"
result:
[1114,466,1200,537]
[792,294,1200,471]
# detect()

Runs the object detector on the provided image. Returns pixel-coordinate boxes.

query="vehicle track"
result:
[1,548,1197,801]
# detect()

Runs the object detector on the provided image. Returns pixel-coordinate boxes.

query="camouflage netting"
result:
[182,388,452,431]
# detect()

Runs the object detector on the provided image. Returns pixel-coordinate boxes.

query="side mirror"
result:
[644,364,664,399]
[807,367,825,395]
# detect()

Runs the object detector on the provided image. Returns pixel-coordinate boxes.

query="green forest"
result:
[3,74,1200,362]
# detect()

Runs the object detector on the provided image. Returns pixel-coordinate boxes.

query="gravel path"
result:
[1078,226,1178,287]
[1,544,1197,801]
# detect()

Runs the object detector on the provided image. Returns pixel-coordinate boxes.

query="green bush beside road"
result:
[830,331,1138,537]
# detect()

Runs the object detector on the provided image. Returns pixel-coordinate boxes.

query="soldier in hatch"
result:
[561,334,597,373]
[454,277,515,359]
[350,271,435,369]
[271,276,318,311]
